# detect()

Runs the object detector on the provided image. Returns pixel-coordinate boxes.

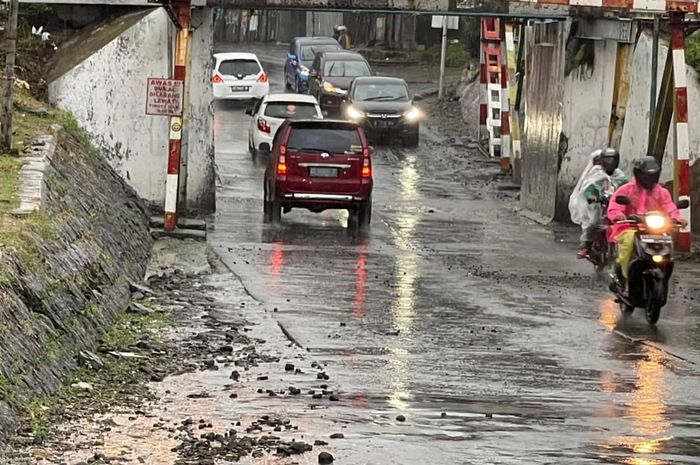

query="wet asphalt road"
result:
[209,49,700,465]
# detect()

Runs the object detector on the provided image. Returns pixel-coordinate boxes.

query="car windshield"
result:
[264,102,319,119]
[352,82,409,101]
[218,59,260,77]
[287,128,362,154]
[300,44,340,62]
[323,60,371,78]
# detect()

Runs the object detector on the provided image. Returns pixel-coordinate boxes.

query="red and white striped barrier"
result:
[670,15,691,251]
[509,0,698,12]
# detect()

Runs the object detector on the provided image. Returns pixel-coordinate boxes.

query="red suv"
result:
[262,119,373,227]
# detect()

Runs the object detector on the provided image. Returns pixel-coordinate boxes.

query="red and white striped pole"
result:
[670,13,691,252]
[164,1,191,232]
[479,24,488,142]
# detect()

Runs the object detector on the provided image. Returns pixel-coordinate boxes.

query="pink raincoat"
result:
[607,178,682,242]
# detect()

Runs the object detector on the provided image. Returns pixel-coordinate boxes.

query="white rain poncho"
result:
[569,149,608,229]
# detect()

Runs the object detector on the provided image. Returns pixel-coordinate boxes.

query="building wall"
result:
[48,7,216,214]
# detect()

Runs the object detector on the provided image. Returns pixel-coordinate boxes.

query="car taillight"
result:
[362,157,371,178]
[257,118,271,133]
[212,73,223,84]
[257,73,268,83]
[277,155,287,175]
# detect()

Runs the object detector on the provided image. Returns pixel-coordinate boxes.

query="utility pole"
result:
[438,15,448,100]
[1,0,19,151]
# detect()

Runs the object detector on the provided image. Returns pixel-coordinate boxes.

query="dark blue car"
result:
[284,37,342,94]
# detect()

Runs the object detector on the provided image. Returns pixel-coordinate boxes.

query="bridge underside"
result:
[12,0,700,18]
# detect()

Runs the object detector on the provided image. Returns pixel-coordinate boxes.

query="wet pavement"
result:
[208,46,700,464]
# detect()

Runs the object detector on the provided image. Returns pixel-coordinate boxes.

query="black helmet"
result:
[599,147,620,175]
[633,156,661,190]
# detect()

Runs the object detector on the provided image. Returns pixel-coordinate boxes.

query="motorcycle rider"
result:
[334,25,352,50]
[607,156,687,294]
[569,148,628,259]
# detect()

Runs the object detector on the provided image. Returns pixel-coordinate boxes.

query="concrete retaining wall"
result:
[0,129,152,441]
[48,8,216,215]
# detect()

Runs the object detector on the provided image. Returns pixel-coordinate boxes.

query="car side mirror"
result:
[413,94,423,102]
[615,195,631,205]
[245,106,253,116]
[677,199,690,209]
[259,142,271,155]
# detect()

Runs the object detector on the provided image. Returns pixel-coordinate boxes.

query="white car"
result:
[246,93,323,161]
[212,52,269,101]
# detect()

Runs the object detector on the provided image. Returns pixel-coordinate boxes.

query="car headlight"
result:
[645,214,666,230]
[404,107,423,122]
[346,106,365,120]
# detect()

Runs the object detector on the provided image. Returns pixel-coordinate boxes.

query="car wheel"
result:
[263,185,272,223]
[271,200,282,224]
[357,200,372,229]
[403,131,419,148]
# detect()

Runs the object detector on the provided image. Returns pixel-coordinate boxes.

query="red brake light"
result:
[257,118,271,133]
[277,155,287,175]
[212,73,223,84]
[257,73,268,83]
[362,157,371,178]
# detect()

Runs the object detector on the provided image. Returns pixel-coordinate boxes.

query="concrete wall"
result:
[48,8,216,214]
[184,7,216,214]
[619,31,700,183]
[520,21,566,219]
[556,38,618,220]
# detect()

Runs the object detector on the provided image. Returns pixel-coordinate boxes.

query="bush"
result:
[687,31,700,76]
[423,42,469,67]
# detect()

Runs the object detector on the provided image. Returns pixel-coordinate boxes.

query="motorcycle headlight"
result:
[645,214,666,230]
[404,107,423,122]
[346,106,365,120]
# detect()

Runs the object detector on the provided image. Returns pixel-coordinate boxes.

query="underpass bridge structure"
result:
[8,0,697,249]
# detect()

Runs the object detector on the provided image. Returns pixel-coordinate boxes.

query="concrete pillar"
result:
[184,6,216,215]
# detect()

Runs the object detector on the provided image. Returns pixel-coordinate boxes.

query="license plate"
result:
[373,120,394,128]
[640,234,671,243]
[231,86,249,92]
[309,167,338,178]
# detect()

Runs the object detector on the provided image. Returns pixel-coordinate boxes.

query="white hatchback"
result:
[246,93,323,161]
[212,52,269,100]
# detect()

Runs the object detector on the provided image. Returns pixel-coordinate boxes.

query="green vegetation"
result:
[423,42,471,68]
[687,31,700,76]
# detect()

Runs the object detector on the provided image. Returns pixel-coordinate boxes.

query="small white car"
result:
[246,93,323,161]
[212,52,269,101]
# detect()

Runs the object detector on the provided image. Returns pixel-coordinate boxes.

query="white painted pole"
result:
[438,15,448,100]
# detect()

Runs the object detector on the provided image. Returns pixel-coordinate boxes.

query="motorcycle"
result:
[586,193,614,273]
[609,195,689,325]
